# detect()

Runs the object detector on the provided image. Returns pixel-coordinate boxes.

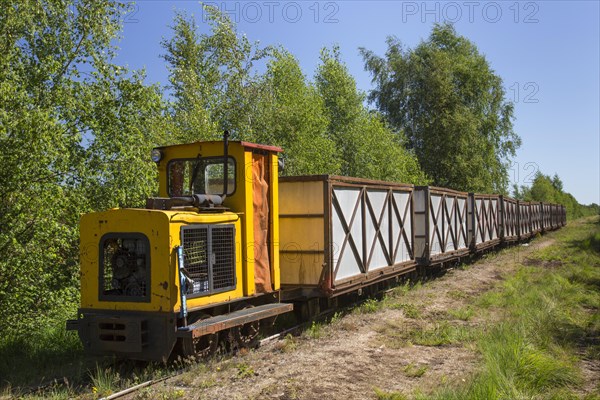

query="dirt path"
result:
[139,238,558,400]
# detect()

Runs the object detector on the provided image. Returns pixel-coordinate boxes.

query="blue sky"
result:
[114,1,599,205]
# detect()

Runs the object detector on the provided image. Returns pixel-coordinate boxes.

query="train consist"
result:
[67,137,566,361]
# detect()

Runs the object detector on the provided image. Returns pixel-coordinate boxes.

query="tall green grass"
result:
[428,217,600,399]
[0,318,85,390]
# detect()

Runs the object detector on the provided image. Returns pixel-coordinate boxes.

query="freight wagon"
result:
[67,136,566,361]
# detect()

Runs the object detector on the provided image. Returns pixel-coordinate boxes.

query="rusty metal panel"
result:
[530,202,542,233]
[468,193,501,250]
[518,201,533,239]
[551,204,560,229]
[542,202,552,231]
[415,186,469,265]
[279,175,416,296]
[330,177,415,287]
[176,302,293,338]
[500,196,519,242]
[279,176,327,287]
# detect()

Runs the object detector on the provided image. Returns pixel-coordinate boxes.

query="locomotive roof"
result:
[155,140,283,153]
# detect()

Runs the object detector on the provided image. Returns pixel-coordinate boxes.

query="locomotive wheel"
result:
[230,303,260,349]
[181,313,219,359]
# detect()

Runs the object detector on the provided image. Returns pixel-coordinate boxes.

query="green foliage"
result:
[355,298,381,314]
[253,50,340,175]
[518,172,598,220]
[163,9,428,184]
[403,363,429,377]
[361,24,520,193]
[0,0,165,350]
[316,46,428,184]
[235,362,255,378]
[374,388,408,400]
[162,7,269,142]
[305,320,324,339]
[1,2,592,394]
[90,365,121,398]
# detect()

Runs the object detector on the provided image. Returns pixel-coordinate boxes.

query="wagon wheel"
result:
[181,313,219,359]
[230,303,261,349]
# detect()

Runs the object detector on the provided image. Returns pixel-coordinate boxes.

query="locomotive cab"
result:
[67,136,292,361]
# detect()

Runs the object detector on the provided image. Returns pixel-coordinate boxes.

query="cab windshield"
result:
[168,157,235,197]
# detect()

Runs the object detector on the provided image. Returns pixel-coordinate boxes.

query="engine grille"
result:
[100,233,150,302]
[181,224,236,296]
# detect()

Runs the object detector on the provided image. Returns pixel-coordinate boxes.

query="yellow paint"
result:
[80,209,244,312]
[242,150,255,296]
[280,253,325,285]
[79,141,282,314]
[270,154,280,290]
[278,180,326,286]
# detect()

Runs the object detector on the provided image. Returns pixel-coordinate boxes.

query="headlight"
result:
[151,149,162,163]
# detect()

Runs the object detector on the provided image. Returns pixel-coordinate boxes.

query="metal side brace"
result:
[176,246,188,319]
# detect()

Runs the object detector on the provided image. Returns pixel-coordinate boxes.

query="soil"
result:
[130,236,599,400]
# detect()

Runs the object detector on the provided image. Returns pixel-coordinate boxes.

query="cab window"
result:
[168,157,235,197]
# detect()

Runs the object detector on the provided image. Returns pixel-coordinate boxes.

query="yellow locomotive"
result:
[68,134,292,361]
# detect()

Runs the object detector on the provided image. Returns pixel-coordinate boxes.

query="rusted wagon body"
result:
[500,196,519,243]
[468,193,501,251]
[542,203,552,231]
[553,204,563,230]
[518,201,533,240]
[561,206,567,226]
[530,202,543,234]
[279,175,416,298]
[413,186,469,265]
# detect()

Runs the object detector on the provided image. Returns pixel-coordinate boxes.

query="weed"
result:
[409,322,474,346]
[305,321,323,339]
[0,320,85,390]
[447,306,474,321]
[90,364,121,397]
[235,362,255,378]
[374,387,408,400]
[403,363,428,377]
[447,289,468,299]
[391,303,421,319]
[393,281,413,297]
[329,311,343,324]
[356,298,380,314]
[274,334,297,353]
[197,377,217,389]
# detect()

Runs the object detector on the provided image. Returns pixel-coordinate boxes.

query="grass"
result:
[389,302,422,319]
[377,318,477,348]
[89,364,121,398]
[446,306,474,321]
[427,216,600,399]
[355,298,381,314]
[305,320,324,339]
[403,363,429,378]
[374,387,409,400]
[0,319,89,396]
[274,334,298,353]
[235,362,255,379]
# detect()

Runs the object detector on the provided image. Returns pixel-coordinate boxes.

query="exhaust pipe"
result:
[222,130,229,202]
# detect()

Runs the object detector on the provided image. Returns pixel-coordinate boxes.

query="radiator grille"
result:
[100,234,150,302]
[181,224,236,296]
[212,226,236,290]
